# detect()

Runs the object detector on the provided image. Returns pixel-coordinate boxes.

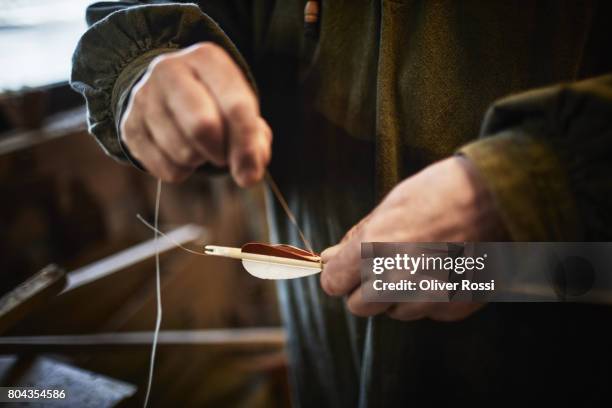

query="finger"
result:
[224,102,271,187]
[185,43,271,186]
[428,302,484,322]
[121,108,191,183]
[386,302,434,322]
[321,243,342,263]
[345,285,392,317]
[157,70,226,166]
[129,132,192,183]
[144,92,207,168]
[320,235,362,296]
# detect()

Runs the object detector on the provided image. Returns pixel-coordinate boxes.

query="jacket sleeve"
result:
[70,1,257,163]
[459,74,612,241]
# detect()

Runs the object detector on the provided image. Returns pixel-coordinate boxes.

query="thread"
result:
[138,172,312,406]
[136,214,207,256]
[137,175,314,258]
[143,179,162,408]
[264,171,313,253]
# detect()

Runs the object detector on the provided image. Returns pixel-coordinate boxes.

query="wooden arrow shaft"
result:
[204,245,321,270]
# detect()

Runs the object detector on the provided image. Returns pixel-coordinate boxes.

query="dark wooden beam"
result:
[0,264,66,334]
[0,328,285,352]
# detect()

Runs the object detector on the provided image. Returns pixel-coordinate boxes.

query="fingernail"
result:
[233,154,262,187]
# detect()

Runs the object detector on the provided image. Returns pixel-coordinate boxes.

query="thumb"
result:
[321,243,343,263]
[229,116,272,187]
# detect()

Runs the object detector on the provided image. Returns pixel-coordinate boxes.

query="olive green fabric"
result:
[71,1,612,405]
[461,74,612,241]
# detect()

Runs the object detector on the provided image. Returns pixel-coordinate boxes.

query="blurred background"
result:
[0,1,286,406]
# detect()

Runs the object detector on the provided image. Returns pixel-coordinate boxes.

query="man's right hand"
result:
[120,42,272,186]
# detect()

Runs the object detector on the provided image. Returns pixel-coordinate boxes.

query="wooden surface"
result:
[0,264,66,334]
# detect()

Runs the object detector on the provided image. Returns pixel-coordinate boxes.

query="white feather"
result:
[242,259,321,280]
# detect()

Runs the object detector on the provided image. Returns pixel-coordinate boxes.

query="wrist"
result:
[453,155,510,241]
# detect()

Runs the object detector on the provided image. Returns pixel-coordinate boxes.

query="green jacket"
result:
[72,1,612,404]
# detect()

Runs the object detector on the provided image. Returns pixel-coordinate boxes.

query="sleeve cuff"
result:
[71,3,256,165]
[458,130,582,241]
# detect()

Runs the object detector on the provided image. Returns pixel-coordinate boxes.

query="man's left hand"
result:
[320,156,508,322]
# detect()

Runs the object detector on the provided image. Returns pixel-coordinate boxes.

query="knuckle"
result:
[175,147,190,163]
[120,116,139,141]
[189,114,222,139]
[344,225,360,242]
[130,85,149,108]
[149,55,177,75]
[193,42,224,60]
[262,143,272,165]
[257,128,273,150]
[257,118,273,142]
[264,124,273,143]
[176,146,199,164]
[227,101,254,122]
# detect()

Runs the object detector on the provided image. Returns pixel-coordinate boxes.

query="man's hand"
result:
[120,42,272,186]
[320,156,508,322]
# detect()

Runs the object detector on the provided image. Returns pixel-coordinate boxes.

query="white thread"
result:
[136,214,207,256]
[138,174,310,406]
[143,179,162,408]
